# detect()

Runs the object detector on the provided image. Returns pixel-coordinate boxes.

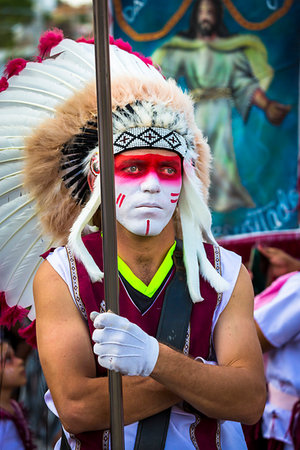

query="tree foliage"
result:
[0,0,35,48]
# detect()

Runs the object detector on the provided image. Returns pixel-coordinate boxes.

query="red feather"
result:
[0,291,29,328]
[18,320,37,349]
[0,76,9,92]
[38,28,64,58]
[76,36,94,44]
[4,58,27,78]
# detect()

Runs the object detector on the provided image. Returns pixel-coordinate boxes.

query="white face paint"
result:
[114,149,182,236]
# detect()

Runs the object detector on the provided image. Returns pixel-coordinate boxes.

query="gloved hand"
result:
[91,312,159,376]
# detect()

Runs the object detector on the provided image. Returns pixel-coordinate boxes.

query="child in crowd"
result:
[0,338,36,450]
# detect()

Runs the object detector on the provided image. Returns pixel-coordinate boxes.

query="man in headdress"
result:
[152,0,291,213]
[0,32,266,449]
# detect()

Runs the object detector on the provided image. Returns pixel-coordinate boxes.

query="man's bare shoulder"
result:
[33,258,74,318]
[228,263,254,309]
[34,258,67,291]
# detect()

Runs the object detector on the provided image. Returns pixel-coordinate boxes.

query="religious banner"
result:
[112,0,300,258]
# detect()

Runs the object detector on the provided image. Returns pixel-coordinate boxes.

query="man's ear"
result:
[87,152,100,192]
[87,171,96,192]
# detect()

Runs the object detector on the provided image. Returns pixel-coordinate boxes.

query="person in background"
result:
[258,245,300,281]
[251,247,300,449]
[0,337,36,450]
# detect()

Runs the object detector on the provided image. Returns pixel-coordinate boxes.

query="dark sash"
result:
[134,243,193,450]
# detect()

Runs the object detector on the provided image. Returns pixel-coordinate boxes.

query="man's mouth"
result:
[136,203,162,209]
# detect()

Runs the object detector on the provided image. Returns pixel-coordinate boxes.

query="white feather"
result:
[8,81,70,102]
[0,87,64,112]
[51,39,95,70]
[0,110,48,128]
[24,65,86,93]
[0,147,23,159]
[0,173,23,206]
[0,191,53,320]
[0,137,25,149]
[179,200,203,302]
[110,45,162,81]
[0,162,23,182]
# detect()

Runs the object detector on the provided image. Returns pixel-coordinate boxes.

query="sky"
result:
[62,0,92,6]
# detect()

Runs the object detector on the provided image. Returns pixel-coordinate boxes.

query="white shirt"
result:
[254,272,300,446]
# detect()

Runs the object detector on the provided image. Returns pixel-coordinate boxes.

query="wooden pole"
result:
[92,1,125,448]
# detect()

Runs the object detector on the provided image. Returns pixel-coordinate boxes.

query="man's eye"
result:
[125,165,139,173]
[162,167,176,175]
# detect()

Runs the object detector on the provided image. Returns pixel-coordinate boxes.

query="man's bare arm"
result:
[151,264,266,425]
[34,260,179,435]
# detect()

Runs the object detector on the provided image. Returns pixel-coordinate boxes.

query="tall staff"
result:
[92,1,125,448]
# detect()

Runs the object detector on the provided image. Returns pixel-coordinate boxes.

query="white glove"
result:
[91,312,159,376]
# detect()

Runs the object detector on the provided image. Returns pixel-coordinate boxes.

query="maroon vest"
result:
[63,232,222,449]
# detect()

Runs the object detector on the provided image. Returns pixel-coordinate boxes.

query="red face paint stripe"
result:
[170,199,179,203]
[119,194,126,207]
[171,193,180,196]
[145,219,150,235]
[116,193,122,205]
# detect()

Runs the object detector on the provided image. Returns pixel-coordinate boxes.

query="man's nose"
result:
[140,172,161,193]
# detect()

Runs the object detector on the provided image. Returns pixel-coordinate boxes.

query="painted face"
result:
[0,342,27,389]
[114,149,182,236]
[197,0,217,36]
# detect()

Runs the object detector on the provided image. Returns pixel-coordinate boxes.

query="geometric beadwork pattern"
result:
[114,126,187,157]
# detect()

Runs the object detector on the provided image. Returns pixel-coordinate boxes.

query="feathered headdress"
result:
[0,30,228,327]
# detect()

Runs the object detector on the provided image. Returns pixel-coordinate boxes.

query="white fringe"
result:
[68,175,104,282]
[179,162,230,302]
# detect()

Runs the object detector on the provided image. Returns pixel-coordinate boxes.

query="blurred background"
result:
[0,0,94,76]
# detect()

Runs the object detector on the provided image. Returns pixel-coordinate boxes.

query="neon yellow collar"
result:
[118,242,176,297]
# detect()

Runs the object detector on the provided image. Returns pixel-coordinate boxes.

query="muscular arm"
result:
[34,260,179,435]
[150,264,266,425]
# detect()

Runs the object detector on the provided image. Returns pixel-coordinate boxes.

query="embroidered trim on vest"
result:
[183,323,190,355]
[189,245,223,449]
[212,245,222,449]
[66,245,88,320]
[190,414,201,449]
[208,245,223,361]
[68,433,81,450]
[102,429,110,450]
